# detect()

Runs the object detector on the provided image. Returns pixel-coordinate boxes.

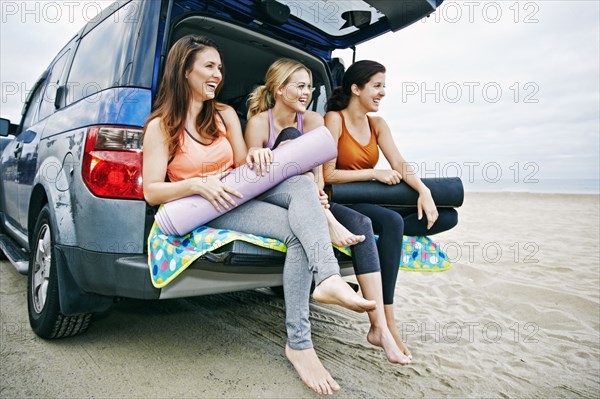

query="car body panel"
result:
[41,88,152,136]
[18,125,44,229]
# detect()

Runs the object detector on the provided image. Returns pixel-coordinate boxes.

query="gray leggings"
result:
[209,175,340,349]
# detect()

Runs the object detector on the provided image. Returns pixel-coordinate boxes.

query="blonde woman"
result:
[245,58,411,366]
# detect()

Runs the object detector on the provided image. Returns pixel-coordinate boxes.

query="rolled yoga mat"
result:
[155,126,337,236]
[329,177,464,208]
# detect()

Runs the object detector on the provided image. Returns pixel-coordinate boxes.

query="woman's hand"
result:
[417,190,438,230]
[246,147,273,176]
[373,169,402,185]
[189,170,243,212]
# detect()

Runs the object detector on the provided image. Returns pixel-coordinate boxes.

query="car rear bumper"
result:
[56,244,160,300]
[58,241,355,301]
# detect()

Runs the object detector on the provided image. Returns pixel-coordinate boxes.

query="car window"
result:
[311,83,328,114]
[66,3,140,104]
[38,50,70,121]
[277,0,385,36]
[21,78,45,132]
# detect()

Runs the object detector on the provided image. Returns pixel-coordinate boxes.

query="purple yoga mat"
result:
[155,126,337,236]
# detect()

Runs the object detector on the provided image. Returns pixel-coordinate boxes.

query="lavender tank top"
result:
[266,108,304,149]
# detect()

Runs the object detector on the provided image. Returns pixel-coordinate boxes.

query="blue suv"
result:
[0,0,444,338]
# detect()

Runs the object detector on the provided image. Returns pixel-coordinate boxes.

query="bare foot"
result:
[326,212,365,247]
[388,322,412,359]
[312,275,377,313]
[367,326,411,365]
[285,345,341,395]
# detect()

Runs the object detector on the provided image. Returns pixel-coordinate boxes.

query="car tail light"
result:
[82,126,144,199]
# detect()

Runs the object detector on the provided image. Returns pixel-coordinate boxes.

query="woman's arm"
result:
[303,111,324,132]
[219,104,248,167]
[323,111,395,184]
[142,117,242,211]
[143,118,196,205]
[244,112,269,149]
[372,116,425,193]
[373,116,438,227]
[244,112,273,175]
[302,111,327,190]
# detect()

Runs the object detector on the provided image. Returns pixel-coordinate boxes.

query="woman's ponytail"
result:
[326,86,350,112]
[247,85,274,120]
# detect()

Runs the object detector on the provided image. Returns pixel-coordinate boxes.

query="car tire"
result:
[27,205,92,339]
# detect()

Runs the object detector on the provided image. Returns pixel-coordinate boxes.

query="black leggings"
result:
[329,203,381,277]
[333,203,458,304]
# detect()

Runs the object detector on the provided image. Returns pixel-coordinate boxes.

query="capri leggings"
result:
[209,175,341,350]
[338,203,458,305]
[329,202,381,275]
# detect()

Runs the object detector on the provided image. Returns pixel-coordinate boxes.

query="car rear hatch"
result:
[148,0,444,274]
[172,0,444,58]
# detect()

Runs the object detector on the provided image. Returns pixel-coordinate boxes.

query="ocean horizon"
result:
[462,178,599,195]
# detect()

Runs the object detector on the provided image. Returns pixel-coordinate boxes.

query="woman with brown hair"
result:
[325,60,459,359]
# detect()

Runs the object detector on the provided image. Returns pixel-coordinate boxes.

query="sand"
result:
[1,192,599,398]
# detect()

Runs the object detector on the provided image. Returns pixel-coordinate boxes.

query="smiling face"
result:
[186,47,223,101]
[277,68,312,112]
[353,72,386,112]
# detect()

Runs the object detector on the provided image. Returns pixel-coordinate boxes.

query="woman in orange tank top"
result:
[324,60,458,360]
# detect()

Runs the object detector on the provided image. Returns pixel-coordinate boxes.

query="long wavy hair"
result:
[144,35,225,159]
[247,58,313,119]
[326,60,385,112]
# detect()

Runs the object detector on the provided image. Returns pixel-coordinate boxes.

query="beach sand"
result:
[1,192,599,398]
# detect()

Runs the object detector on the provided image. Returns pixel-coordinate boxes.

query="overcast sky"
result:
[1,1,599,186]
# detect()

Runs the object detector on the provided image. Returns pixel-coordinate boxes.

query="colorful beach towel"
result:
[148,222,452,288]
[335,235,452,272]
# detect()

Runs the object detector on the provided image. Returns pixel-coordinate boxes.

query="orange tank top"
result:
[167,115,233,182]
[336,111,379,170]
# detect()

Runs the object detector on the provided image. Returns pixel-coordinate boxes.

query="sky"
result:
[1,1,599,188]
